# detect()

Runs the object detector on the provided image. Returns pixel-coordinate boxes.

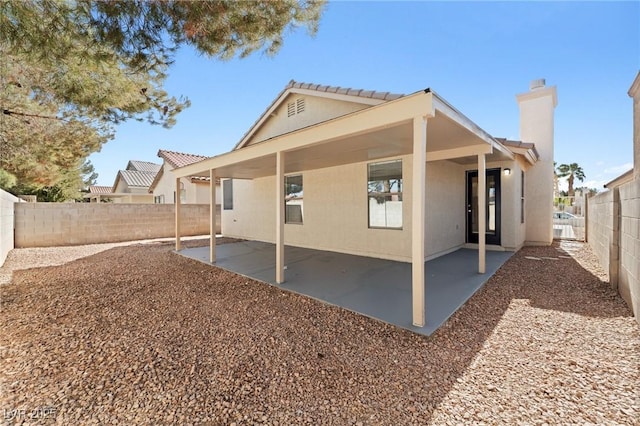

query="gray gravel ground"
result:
[0,239,638,425]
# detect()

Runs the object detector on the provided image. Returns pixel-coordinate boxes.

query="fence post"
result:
[610,188,620,290]
[584,193,589,242]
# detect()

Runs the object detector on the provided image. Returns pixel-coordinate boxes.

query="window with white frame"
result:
[223,179,233,210]
[367,160,403,229]
[154,194,165,204]
[285,174,303,224]
[173,182,186,203]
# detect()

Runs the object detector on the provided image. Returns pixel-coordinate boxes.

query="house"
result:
[85,185,113,203]
[172,79,557,328]
[149,149,221,233]
[149,149,220,205]
[110,160,161,204]
[85,160,161,203]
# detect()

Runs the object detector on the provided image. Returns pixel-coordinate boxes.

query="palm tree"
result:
[556,163,586,197]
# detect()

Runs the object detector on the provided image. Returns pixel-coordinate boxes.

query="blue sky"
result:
[90,1,639,190]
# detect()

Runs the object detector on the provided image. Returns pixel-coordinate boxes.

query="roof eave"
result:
[604,169,634,189]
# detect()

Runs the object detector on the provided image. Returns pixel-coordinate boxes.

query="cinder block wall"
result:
[588,182,640,324]
[618,179,640,322]
[15,204,213,248]
[587,190,616,281]
[0,189,20,265]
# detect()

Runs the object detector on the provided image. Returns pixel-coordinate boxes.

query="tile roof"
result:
[117,170,158,188]
[286,80,404,101]
[495,138,540,160]
[88,185,113,194]
[158,149,209,169]
[234,80,405,150]
[126,160,161,173]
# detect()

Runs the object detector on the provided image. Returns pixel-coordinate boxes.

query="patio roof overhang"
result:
[174,90,514,180]
[174,89,515,329]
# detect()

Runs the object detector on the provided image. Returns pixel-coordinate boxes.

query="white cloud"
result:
[603,163,633,175]
[581,179,610,191]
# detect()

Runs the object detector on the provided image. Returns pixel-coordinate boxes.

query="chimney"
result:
[516,79,558,245]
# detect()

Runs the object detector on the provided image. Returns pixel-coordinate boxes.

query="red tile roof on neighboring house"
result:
[158,149,209,169]
[88,185,112,194]
[148,150,215,192]
[126,160,162,173]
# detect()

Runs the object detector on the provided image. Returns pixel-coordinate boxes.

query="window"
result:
[368,160,403,229]
[520,171,525,224]
[223,179,233,210]
[287,98,305,117]
[154,195,165,204]
[173,182,186,203]
[285,175,303,224]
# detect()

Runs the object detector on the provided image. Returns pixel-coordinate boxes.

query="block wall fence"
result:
[587,179,640,325]
[14,203,219,248]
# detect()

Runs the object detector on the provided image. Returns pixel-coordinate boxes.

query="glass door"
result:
[466,169,501,245]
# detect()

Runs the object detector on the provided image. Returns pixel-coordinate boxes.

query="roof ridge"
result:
[158,149,208,158]
[287,81,403,100]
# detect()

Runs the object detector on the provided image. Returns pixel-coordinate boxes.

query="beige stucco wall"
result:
[246,94,371,146]
[426,161,465,258]
[223,156,534,262]
[1,189,20,266]
[14,203,210,248]
[618,178,640,323]
[153,163,221,205]
[517,85,556,245]
[631,74,640,178]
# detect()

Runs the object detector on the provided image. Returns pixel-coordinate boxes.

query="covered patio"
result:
[173,88,517,329]
[179,240,512,336]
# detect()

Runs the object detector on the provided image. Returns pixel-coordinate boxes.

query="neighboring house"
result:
[149,149,220,205]
[149,149,221,233]
[85,185,113,203]
[86,160,161,203]
[173,79,557,327]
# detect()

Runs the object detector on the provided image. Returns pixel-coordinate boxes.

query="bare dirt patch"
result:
[1,241,638,424]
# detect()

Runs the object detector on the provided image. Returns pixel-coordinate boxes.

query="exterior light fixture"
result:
[504,168,511,176]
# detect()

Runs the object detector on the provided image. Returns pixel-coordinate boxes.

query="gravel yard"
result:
[1,239,638,425]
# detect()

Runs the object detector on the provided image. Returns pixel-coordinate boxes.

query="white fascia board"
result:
[174,91,433,178]
[505,146,538,165]
[426,144,492,162]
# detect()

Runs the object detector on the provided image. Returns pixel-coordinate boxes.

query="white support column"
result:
[478,154,486,274]
[412,116,427,327]
[275,151,285,284]
[209,169,216,263]
[175,177,182,251]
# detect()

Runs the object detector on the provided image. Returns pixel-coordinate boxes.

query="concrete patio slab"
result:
[179,241,512,336]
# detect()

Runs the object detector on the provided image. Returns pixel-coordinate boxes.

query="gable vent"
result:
[287,98,305,117]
